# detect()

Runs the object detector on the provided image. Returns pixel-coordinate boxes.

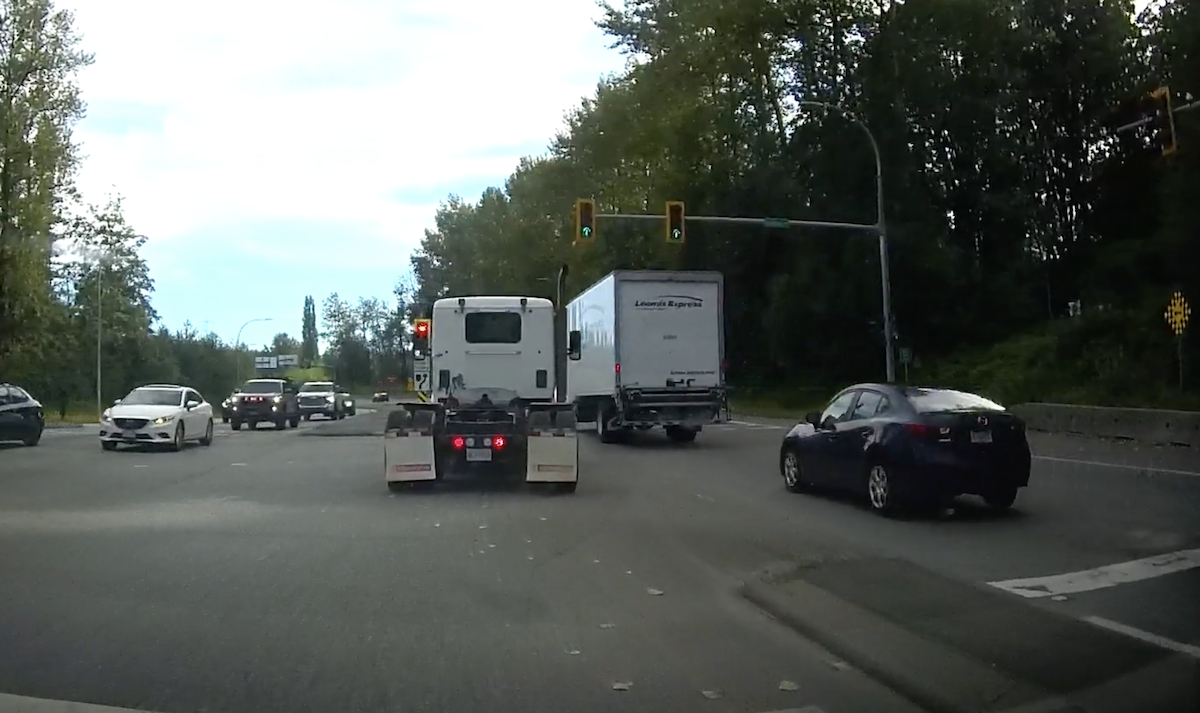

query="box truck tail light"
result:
[614,363,621,373]
[452,436,465,449]
[493,436,506,449]
[720,360,729,372]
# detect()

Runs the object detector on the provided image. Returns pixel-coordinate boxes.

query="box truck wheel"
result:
[665,425,698,443]
[597,402,621,444]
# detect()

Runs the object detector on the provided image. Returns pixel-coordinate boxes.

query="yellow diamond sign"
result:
[1165,291,1190,336]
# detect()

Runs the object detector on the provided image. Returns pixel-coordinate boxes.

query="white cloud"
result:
[67,0,624,248]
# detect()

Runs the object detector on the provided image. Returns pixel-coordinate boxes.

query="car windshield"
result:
[121,388,183,406]
[904,388,1005,413]
[241,381,283,394]
[300,383,333,392]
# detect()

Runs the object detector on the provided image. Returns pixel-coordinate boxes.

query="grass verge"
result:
[728,389,829,421]
[44,403,98,426]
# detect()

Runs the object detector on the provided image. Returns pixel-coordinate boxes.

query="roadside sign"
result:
[254,356,278,370]
[1166,292,1190,391]
[277,354,299,367]
[1166,292,1190,336]
[413,357,431,394]
[898,348,912,365]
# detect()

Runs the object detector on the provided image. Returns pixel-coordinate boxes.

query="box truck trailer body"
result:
[566,270,727,442]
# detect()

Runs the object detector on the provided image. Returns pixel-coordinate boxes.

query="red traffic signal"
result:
[413,319,430,338]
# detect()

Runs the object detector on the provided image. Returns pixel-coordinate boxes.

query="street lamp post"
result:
[234,317,274,384]
[79,247,113,420]
[799,101,896,383]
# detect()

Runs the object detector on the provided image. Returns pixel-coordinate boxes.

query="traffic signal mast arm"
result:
[1114,86,1197,154]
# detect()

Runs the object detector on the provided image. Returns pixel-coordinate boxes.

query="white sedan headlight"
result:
[101,411,112,422]
[153,414,176,426]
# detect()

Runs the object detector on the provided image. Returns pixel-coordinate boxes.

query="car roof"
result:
[246,378,284,382]
[137,384,185,390]
[303,381,333,384]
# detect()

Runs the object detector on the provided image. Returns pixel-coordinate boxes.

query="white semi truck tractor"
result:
[383,295,581,493]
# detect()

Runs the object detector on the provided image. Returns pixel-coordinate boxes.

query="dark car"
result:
[219,388,241,423]
[228,379,300,430]
[336,385,356,416]
[778,384,1031,515]
[0,383,45,446]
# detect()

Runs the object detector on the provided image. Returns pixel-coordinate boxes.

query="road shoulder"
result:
[739,557,1200,713]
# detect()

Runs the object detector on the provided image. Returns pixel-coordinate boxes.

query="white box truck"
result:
[566,270,727,443]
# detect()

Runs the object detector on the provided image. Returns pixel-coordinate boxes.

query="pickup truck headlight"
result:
[326,395,336,403]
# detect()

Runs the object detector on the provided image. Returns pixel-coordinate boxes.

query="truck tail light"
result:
[493,436,506,449]
[452,436,465,449]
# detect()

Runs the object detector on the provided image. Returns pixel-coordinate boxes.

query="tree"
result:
[0,0,93,381]
[404,0,1197,407]
[300,295,318,367]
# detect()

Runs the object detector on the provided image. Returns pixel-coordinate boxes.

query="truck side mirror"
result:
[567,330,582,361]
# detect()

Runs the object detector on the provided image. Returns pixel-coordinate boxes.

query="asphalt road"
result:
[1,410,1198,713]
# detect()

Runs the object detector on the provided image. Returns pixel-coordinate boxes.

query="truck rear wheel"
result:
[597,402,621,444]
[665,426,698,443]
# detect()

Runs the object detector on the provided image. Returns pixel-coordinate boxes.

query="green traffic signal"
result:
[575,199,596,242]
[666,201,685,243]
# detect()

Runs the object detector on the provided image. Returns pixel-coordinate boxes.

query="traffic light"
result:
[412,318,430,359]
[1149,86,1178,156]
[575,198,596,242]
[666,201,685,243]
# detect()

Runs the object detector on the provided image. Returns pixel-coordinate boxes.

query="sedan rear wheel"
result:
[984,486,1018,510]
[867,463,898,515]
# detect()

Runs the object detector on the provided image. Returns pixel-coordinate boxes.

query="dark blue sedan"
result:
[0,382,45,447]
[778,384,1031,515]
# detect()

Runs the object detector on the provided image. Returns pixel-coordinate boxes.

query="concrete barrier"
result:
[1010,402,1200,448]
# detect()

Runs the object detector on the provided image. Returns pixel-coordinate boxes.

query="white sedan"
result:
[100,384,215,451]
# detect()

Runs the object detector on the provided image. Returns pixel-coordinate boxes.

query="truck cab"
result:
[383,295,579,494]
[430,296,556,405]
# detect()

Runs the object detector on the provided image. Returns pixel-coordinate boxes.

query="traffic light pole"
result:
[1115,98,1200,133]
[594,209,896,383]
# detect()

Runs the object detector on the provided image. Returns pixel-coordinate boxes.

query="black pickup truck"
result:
[228,378,300,430]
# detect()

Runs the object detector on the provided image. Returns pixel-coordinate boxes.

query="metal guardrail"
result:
[1009,403,1200,448]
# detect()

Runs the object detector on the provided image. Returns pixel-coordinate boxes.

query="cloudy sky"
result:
[67,0,625,348]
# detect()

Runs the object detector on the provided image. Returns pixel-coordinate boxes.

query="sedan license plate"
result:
[970,430,993,444]
[466,448,492,462]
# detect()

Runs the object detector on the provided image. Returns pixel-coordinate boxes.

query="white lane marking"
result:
[988,548,1200,598]
[727,420,787,429]
[1032,454,1200,477]
[1082,616,1200,659]
[0,692,167,712]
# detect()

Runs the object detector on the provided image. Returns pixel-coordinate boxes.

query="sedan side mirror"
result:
[804,411,821,428]
[233,388,242,394]
[186,400,200,409]
[112,398,122,405]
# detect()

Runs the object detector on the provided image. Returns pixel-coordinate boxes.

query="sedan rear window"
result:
[904,388,1005,413]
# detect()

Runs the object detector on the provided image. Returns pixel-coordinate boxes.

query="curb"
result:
[737,578,1059,713]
